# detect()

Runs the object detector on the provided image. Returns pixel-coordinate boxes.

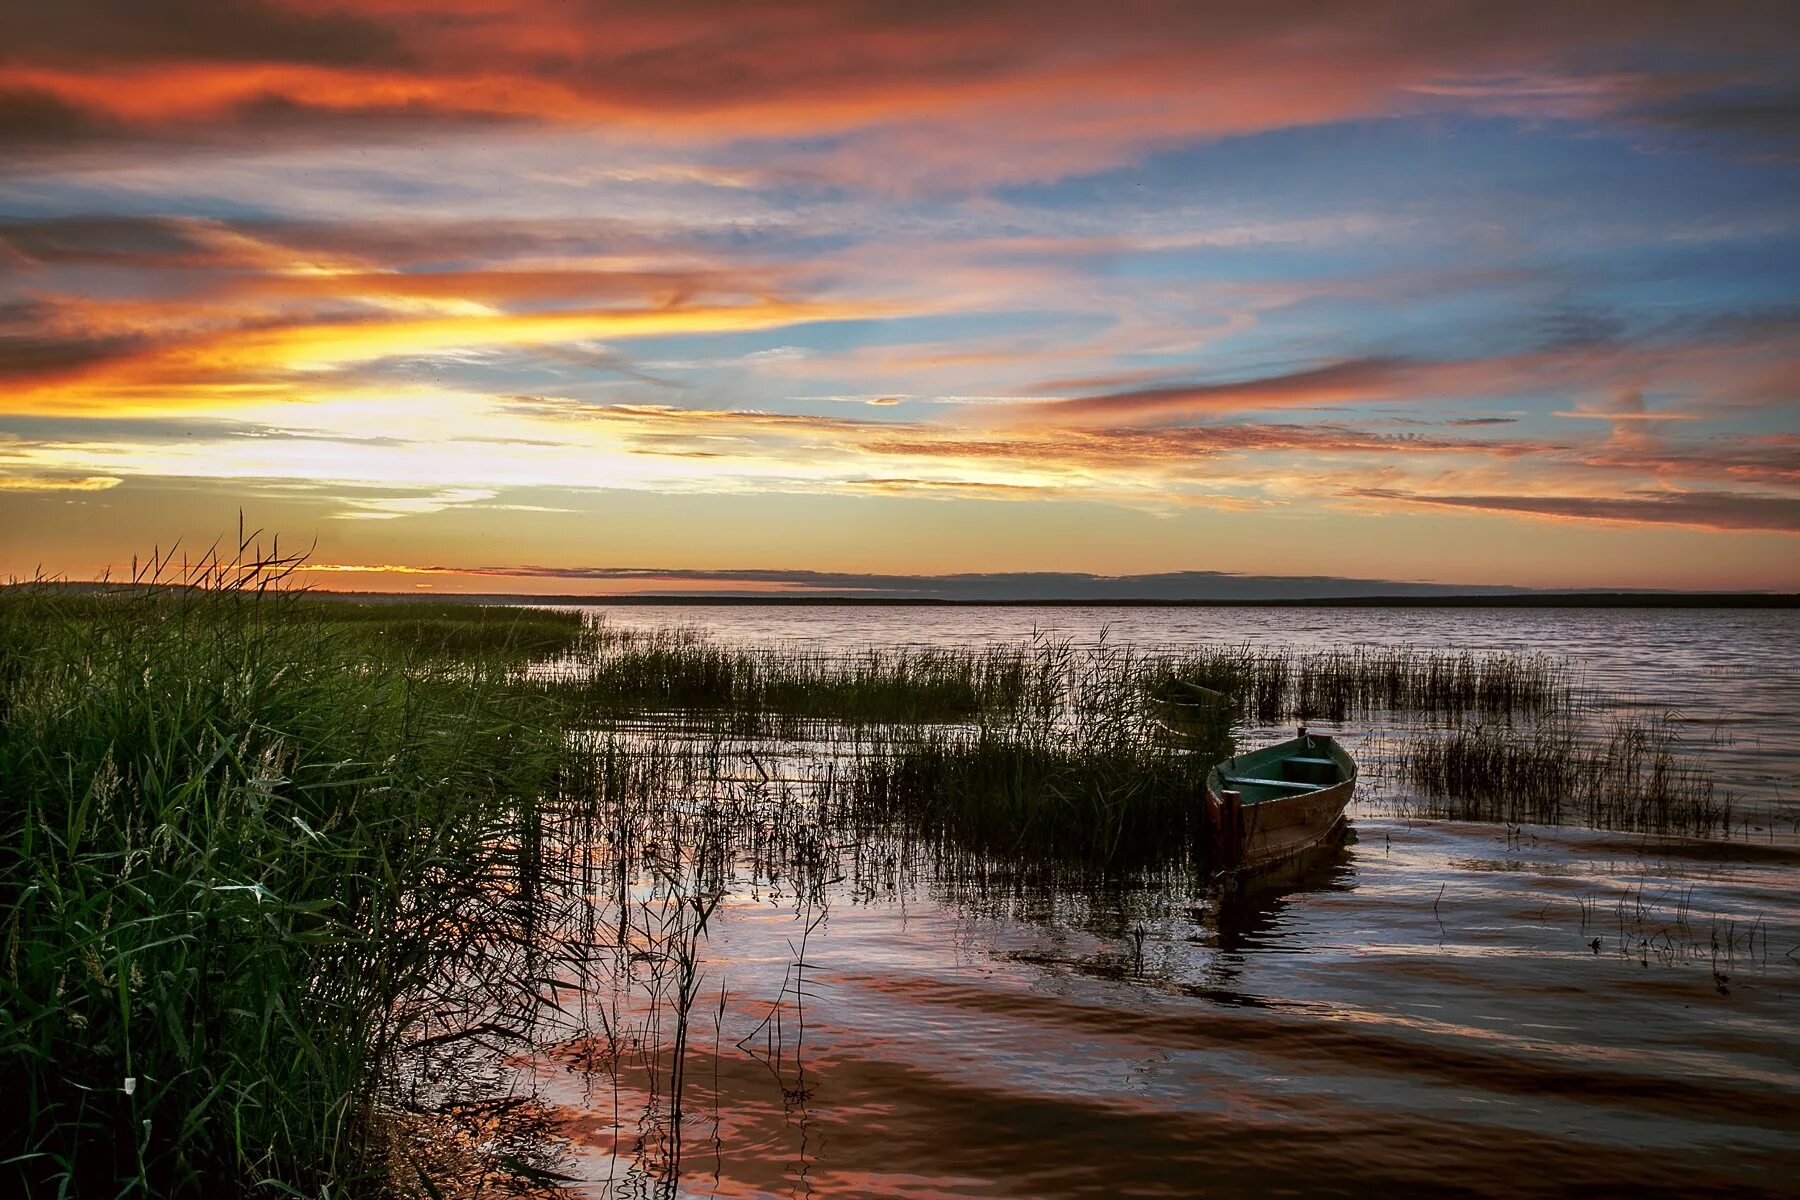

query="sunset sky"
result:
[3,1,1797,594]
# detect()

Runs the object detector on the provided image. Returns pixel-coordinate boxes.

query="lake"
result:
[511,605,1800,1197]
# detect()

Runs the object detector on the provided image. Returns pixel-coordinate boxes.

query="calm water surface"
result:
[522,606,1800,1197]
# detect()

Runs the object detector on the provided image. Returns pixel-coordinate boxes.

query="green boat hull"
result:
[1206,730,1356,870]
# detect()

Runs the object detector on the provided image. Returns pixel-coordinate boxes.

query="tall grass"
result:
[1400,714,1733,836]
[1145,644,1572,723]
[844,642,1230,873]
[287,597,586,658]
[846,730,1217,871]
[16,588,587,660]
[543,623,1059,727]
[543,624,1572,734]
[0,567,578,1195]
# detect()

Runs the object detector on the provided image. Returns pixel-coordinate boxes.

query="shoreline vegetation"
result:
[1,552,1760,1196]
[1,555,586,1196]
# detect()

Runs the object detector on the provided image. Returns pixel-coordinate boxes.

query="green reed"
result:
[846,729,1218,871]
[0,562,580,1196]
[287,597,586,658]
[1144,644,1573,723]
[544,622,1059,728]
[537,620,1571,735]
[1400,713,1733,836]
[842,641,1231,873]
[16,589,588,661]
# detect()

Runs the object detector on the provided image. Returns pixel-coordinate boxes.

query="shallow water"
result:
[567,605,1799,822]
[519,607,1800,1197]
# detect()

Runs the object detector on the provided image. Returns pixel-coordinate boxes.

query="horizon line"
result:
[11,581,1797,609]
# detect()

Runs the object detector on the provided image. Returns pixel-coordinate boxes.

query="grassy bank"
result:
[0,589,1214,1196]
[0,580,579,1197]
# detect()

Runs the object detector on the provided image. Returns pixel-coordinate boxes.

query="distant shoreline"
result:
[12,583,1795,608]
[287,590,1800,609]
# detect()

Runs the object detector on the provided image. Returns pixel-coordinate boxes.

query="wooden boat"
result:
[1150,679,1233,749]
[1207,727,1355,871]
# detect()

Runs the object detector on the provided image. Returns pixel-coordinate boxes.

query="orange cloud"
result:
[224,267,789,308]
[4,2,1791,192]
[3,299,894,415]
[0,473,122,492]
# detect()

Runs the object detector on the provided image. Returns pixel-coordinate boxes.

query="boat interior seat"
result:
[1221,775,1326,792]
[1286,756,1336,767]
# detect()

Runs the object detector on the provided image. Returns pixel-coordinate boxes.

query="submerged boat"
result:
[1151,678,1234,748]
[1207,727,1355,871]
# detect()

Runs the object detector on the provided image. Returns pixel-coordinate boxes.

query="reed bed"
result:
[844,729,1217,872]
[1144,644,1573,723]
[544,623,1059,728]
[1400,714,1733,836]
[0,563,584,1197]
[841,642,1232,873]
[11,588,589,660]
[291,597,587,658]
[543,623,1572,734]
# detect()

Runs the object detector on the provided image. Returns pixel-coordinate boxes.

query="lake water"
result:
[565,604,1798,819]
[515,605,1800,1197]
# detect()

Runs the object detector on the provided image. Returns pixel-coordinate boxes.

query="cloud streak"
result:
[3,1,1795,191]
[1356,488,1800,533]
[1024,359,1405,422]
[2,299,894,414]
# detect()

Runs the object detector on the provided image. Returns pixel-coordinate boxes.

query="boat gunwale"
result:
[1205,730,1356,871]
[1206,731,1356,807]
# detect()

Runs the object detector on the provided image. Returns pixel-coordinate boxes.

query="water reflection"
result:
[486,607,1800,1198]
[1213,835,1357,955]
[498,800,1799,1198]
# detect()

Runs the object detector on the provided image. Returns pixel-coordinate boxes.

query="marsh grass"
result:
[842,641,1231,873]
[1144,644,1572,723]
[0,554,583,1196]
[845,730,1218,872]
[537,621,1571,738]
[12,588,587,660]
[1400,714,1733,836]
[292,598,586,658]
[543,624,1058,728]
